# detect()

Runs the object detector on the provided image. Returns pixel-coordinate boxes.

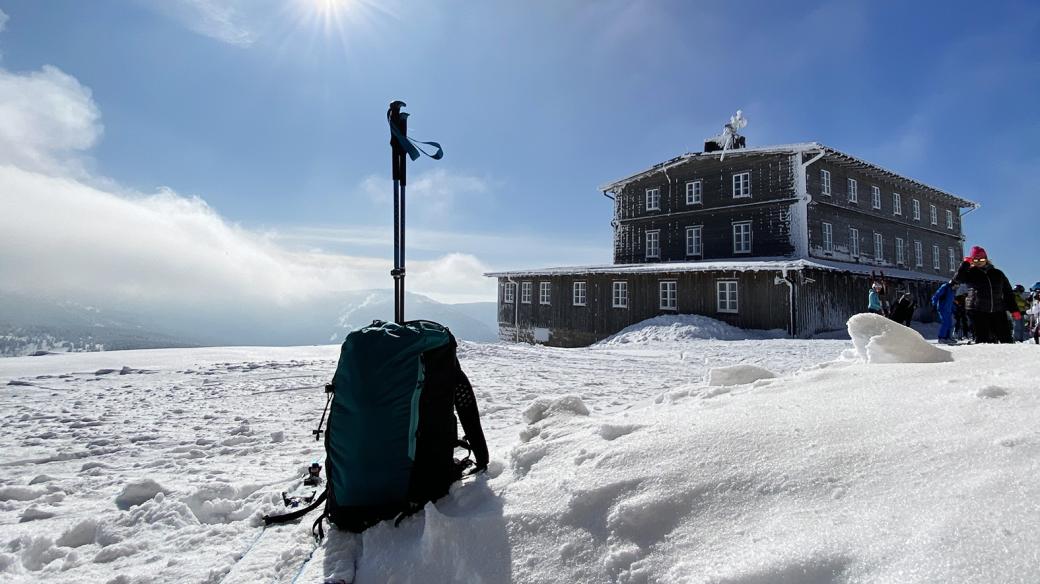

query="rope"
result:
[288,539,322,584]
[218,525,267,584]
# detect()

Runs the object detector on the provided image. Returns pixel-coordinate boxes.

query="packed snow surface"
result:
[0,318,1038,583]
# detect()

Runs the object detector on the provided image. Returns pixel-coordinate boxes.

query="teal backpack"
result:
[264,320,488,535]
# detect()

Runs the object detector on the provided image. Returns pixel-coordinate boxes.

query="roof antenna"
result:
[704,110,747,160]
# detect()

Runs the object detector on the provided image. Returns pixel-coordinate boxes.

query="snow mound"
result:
[707,364,777,386]
[847,313,952,364]
[522,395,589,424]
[597,314,784,345]
[114,479,169,510]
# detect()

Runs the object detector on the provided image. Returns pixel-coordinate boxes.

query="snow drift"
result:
[597,314,785,345]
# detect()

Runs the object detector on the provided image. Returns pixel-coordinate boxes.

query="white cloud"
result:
[0,58,496,313]
[149,0,258,47]
[0,9,9,33]
[0,165,495,307]
[0,65,101,176]
[361,167,491,219]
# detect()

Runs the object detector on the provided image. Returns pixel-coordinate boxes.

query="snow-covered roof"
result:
[485,257,949,283]
[598,142,978,210]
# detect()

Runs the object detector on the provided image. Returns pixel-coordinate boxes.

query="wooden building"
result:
[487,142,978,347]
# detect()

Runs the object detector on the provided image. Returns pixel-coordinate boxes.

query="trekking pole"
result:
[386,101,444,325]
[388,101,408,324]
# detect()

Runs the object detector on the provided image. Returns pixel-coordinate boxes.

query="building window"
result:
[822,222,833,252]
[733,221,752,254]
[948,248,956,272]
[912,199,921,221]
[659,281,677,310]
[874,232,883,262]
[914,240,923,267]
[871,186,881,209]
[503,282,515,303]
[645,187,660,211]
[686,180,702,205]
[930,204,937,225]
[521,281,532,304]
[946,209,954,230]
[849,227,860,257]
[717,280,738,314]
[685,226,703,256]
[893,193,902,216]
[896,237,905,265]
[821,169,831,196]
[732,172,751,198]
[539,282,551,305]
[932,245,941,270]
[612,281,628,308]
[645,230,660,259]
[848,178,858,203]
[572,281,587,306]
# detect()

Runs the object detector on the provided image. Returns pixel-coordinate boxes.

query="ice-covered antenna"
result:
[719,110,747,161]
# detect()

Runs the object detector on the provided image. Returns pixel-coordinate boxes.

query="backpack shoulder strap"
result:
[262,487,328,526]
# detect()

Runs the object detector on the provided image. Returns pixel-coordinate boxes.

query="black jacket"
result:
[952,261,1017,313]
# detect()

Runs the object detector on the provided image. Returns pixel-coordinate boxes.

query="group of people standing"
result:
[867,246,1037,345]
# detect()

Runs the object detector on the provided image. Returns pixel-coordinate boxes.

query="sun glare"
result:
[286,0,391,55]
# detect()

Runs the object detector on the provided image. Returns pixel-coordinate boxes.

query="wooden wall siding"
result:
[615,204,795,264]
[808,203,963,278]
[804,156,965,236]
[497,271,792,347]
[794,269,940,337]
[612,153,797,264]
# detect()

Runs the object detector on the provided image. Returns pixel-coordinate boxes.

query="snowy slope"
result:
[0,318,1038,583]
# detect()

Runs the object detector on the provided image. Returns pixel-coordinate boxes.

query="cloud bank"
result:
[0,56,497,319]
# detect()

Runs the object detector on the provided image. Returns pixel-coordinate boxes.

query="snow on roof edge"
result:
[597,142,977,209]
[485,257,949,283]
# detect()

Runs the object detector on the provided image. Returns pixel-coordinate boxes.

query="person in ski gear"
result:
[951,246,1018,344]
[867,282,884,314]
[1012,284,1029,342]
[931,283,956,343]
[889,292,916,327]
[953,292,969,340]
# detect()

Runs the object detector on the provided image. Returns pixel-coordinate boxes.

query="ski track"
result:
[0,340,849,582]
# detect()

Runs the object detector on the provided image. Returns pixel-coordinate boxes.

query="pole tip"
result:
[389,100,406,112]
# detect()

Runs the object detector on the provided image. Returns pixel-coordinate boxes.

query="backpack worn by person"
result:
[264,320,489,536]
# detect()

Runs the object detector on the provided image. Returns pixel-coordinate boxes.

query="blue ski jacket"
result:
[931,283,955,318]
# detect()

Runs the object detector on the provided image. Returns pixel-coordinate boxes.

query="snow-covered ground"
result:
[1,316,1038,583]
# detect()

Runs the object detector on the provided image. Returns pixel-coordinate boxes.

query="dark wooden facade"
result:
[489,143,977,347]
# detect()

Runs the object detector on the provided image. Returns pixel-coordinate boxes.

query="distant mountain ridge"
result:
[0,290,497,357]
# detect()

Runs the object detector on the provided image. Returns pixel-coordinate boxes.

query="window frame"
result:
[685,225,703,257]
[572,281,587,307]
[645,187,661,211]
[896,237,905,265]
[932,244,941,270]
[871,186,881,209]
[685,180,702,205]
[930,204,938,225]
[912,199,921,221]
[948,247,956,272]
[874,232,883,262]
[914,240,923,268]
[849,227,860,257]
[659,280,678,311]
[612,281,628,309]
[847,178,858,203]
[732,221,752,254]
[892,193,902,216]
[732,172,752,199]
[945,209,954,230]
[716,280,739,314]
[821,169,831,196]
[645,229,661,259]
[503,282,515,303]
[822,222,833,253]
[520,281,532,304]
[539,281,551,305]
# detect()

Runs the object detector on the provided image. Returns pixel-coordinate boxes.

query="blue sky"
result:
[1,0,1038,308]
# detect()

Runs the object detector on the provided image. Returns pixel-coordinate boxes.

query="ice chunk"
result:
[115,479,168,510]
[847,313,952,364]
